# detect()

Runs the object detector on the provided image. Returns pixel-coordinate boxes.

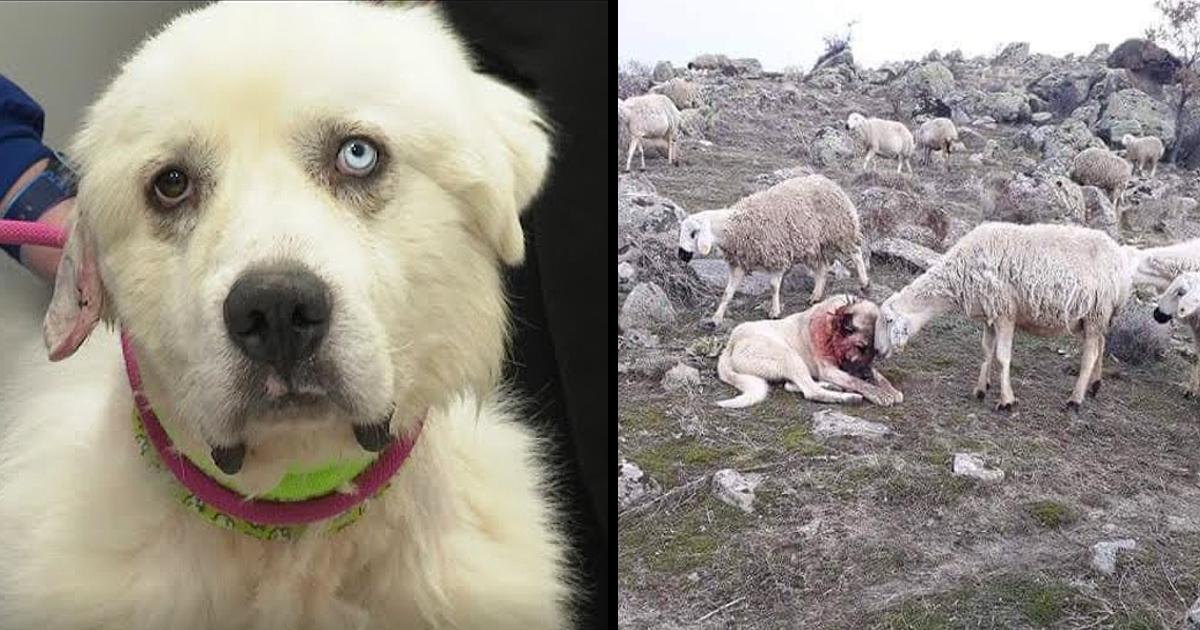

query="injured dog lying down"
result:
[715,295,904,408]
[0,3,568,629]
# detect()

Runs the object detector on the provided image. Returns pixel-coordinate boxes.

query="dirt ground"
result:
[618,73,1200,629]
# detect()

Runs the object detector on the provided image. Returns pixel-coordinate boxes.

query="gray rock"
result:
[619,282,677,331]
[1071,101,1102,126]
[1037,118,1106,160]
[1090,538,1136,576]
[618,261,637,283]
[809,126,860,167]
[628,353,678,379]
[624,328,660,349]
[1031,112,1053,123]
[870,238,942,271]
[892,61,955,116]
[661,362,701,393]
[982,91,1031,123]
[951,453,1005,482]
[1030,68,1101,115]
[652,60,675,82]
[678,107,713,139]
[988,173,1084,225]
[617,185,686,252]
[688,258,774,296]
[1088,44,1110,63]
[1107,38,1181,85]
[618,459,661,510]
[994,42,1030,65]
[711,468,764,513]
[689,53,730,71]
[812,409,892,439]
[1079,186,1119,239]
[726,57,763,77]
[1093,88,1175,147]
[1088,68,1136,103]
[1187,594,1200,630]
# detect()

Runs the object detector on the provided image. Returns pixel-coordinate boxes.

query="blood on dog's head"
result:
[42,2,552,474]
[813,297,880,380]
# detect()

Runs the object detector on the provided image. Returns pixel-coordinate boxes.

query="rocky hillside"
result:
[619,41,1200,630]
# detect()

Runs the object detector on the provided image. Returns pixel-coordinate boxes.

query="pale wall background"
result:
[0,1,207,150]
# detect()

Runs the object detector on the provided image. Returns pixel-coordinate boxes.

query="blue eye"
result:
[336,138,378,176]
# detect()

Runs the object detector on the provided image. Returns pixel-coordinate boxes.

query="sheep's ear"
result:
[697,228,714,256]
[439,74,552,267]
[670,203,688,222]
[44,217,105,361]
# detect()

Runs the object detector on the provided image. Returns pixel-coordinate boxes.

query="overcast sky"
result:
[619,0,1164,72]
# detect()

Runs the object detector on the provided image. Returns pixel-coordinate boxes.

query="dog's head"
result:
[43,2,551,475]
[831,298,879,377]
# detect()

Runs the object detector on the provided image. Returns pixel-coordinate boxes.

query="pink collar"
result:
[121,333,421,527]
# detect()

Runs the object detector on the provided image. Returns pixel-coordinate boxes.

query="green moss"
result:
[1112,610,1160,630]
[882,469,973,506]
[634,440,731,480]
[881,602,953,630]
[620,407,669,431]
[1024,500,1078,529]
[877,574,1078,629]
[780,424,825,456]
[643,498,745,574]
[831,463,891,499]
[993,576,1074,626]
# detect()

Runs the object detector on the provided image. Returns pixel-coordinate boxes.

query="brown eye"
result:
[153,167,191,206]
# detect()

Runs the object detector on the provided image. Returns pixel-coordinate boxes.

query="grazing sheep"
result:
[650,78,699,109]
[1121,133,1165,178]
[1128,237,1200,291]
[716,295,903,407]
[875,222,1134,411]
[1069,147,1132,224]
[1152,271,1200,395]
[846,112,915,173]
[915,117,960,168]
[677,175,871,326]
[619,93,681,172]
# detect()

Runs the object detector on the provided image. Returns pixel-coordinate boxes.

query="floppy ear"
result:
[836,309,857,337]
[43,217,105,361]
[696,224,714,256]
[449,75,553,267]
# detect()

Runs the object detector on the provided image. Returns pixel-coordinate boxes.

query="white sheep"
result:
[915,117,960,168]
[875,222,1134,411]
[1069,146,1132,223]
[1120,133,1164,178]
[677,175,871,326]
[846,112,915,174]
[619,93,681,172]
[1128,237,1200,290]
[1152,272,1200,396]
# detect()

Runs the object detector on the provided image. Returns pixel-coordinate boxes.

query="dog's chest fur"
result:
[0,334,567,630]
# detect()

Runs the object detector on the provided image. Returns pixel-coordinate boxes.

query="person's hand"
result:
[20,197,70,282]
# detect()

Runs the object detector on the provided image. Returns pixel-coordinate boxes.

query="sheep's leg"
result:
[974,324,996,400]
[768,269,785,318]
[667,133,677,166]
[1150,160,1158,178]
[624,136,639,172]
[809,261,830,304]
[994,319,1017,411]
[862,148,875,171]
[1087,334,1105,397]
[711,265,745,327]
[638,139,647,171]
[1067,333,1101,409]
[851,248,870,290]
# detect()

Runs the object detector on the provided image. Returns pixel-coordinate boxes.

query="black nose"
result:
[223,266,332,374]
[678,247,693,262]
[1153,308,1172,323]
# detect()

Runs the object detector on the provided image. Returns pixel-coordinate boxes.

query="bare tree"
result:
[1147,0,1200,164]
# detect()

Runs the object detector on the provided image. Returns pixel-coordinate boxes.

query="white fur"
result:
[1153,272,1200,395]
[0,2,568,629]
[619,93,681,171]
[846,112,915,173]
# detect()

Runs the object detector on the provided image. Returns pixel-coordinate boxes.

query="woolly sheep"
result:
[915,117,960,168]
[1120,133,1164,178]
[619,93,681,172]
[875,222,1134,410]
[1069,146,1132,224]
[1128,237,1200,291]
[1152,271,1200,396]
[650,78,699,109]
[846,112,915,174]
[677,175,871,326]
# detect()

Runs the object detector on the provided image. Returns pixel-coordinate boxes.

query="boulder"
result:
[689,53,730,71]
[892,61,956,116]
[688,258,774,296]
[951,453,1005,482]
[617,188,685,253]
[808,126,860,167]
[652,60,675,82]
[988,173,1084,225]
[619,282,677,331]
[1090,538,1136,576]
[869,238,942,271]
[982,91,1032,123]
[812,409,892,439]
[994,42,1030,66]
[618,459,661,510]
[1029,68,1101,115]
[661,362,701,393]
[856,187,948,249]
[1107,38,1181,85]
[1093,88,1175,146]
[1079,185,1120,239]
[711,469,764,513]
[725,57,763,77]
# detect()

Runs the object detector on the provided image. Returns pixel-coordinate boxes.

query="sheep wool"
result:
[1069,147,1131,205]
[846,112,915,172]
[1121,134,1165,177]
[721,175,865,272]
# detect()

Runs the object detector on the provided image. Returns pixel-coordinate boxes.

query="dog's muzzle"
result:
[677,248,693,262]
[1153,308,1173,324]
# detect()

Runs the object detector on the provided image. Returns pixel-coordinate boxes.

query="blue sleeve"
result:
[0,74,54,202]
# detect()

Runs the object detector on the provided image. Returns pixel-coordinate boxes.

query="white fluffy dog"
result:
[0,2,569,629]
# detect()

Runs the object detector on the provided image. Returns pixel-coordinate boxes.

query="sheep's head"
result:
[846,112,865,132]
[1120,133,1135,147]
[677,214,715,261]
[874,298,914,359]
[1155,272,1200,322]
